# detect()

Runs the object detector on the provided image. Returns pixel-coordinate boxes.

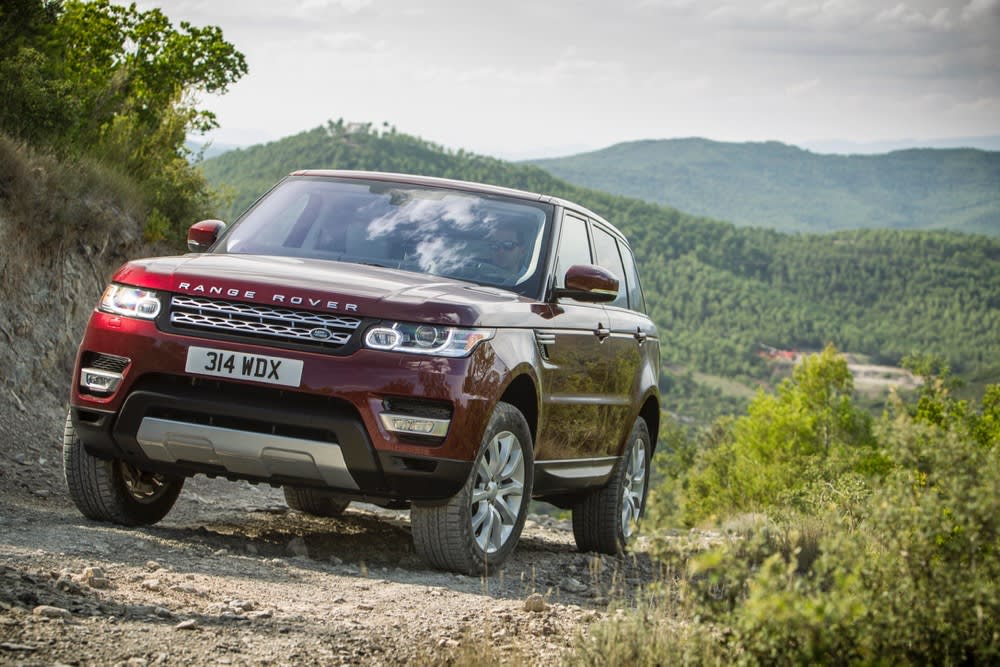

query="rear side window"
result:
[591,225,629,309]
[618,241,647,313]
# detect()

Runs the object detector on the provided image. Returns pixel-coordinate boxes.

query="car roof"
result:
[289,169,618,235]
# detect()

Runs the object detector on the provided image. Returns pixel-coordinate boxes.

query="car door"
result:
[533,212,617,461]
[589,223,647,454]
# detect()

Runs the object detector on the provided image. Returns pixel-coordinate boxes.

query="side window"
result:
[554,213,592,288]
[591,225,629,309]
[618,241,647,313]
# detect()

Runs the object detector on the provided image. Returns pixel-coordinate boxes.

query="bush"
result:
[576,361,999,666]
[680,345,881,525]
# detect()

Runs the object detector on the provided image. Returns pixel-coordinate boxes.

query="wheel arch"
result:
[639,394,660,455]
[498,373,539,446]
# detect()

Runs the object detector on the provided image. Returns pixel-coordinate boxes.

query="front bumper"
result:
[69,312,503,501]
[71,376,473,501]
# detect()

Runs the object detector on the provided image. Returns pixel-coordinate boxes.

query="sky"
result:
[135,0,1000,159]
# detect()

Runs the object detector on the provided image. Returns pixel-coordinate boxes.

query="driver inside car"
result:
[488,226,528,281]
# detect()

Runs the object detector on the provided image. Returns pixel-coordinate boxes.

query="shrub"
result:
[680,345,881,525]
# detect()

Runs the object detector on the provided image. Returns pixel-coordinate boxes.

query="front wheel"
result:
[572,417,651,555]
[411,402,533,575]
[62,410,183,526]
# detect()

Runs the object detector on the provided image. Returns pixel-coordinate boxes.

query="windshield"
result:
[218,176,553,296]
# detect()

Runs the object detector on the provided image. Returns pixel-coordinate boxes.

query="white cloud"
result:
[131,0,999,156]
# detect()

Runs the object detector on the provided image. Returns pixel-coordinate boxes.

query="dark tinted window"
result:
[591,225,628,309]
[554,213,592,289]
[618,241,647,313]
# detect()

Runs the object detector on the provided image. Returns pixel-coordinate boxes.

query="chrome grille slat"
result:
[169,296,360,349]
[170,296,361,329]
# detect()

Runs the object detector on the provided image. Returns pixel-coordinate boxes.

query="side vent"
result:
[534,331,555,360]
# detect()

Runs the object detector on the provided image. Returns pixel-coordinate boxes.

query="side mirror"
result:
[553,264,619,303]
[187,219,226,253]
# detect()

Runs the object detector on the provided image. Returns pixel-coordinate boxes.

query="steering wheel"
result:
[465,257,514,285]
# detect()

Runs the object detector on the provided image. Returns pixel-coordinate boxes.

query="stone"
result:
[32,605,71,619]
[82,566,110,589]
[174,619,198,631]
[560,577,588,594]
[286,537,308,558]
[524,593,547,613]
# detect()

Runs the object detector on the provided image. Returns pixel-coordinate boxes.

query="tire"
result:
[62,410,183,526]
[283,486,351,517]
[411,402,533,575]
[572,417,651,555]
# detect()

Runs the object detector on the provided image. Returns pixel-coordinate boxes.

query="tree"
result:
[0,0,247,242]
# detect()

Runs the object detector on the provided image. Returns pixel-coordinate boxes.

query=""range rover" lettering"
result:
[177,282,358,312]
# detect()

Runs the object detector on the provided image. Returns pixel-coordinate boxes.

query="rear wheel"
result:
[411,402,533,575]
[572,417,651,555]
[62,410,183,526]
[283,486,351,517]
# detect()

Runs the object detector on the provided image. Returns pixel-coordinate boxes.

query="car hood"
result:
[112,253,531,326]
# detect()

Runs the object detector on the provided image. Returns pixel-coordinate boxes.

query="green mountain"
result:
[201,122,1000,421]
[526,139,1000,236]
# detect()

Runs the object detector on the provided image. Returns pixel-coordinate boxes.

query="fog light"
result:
[80,368,123,394]
[379,413,450,438]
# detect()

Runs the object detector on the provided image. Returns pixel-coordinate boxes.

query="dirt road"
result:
[0,395,656,666]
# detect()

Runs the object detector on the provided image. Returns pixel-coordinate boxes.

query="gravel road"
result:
[0,391,657,666]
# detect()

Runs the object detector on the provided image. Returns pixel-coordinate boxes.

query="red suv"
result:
[64,170,660,574]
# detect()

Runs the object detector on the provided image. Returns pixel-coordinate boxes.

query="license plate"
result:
[185,346,303,387]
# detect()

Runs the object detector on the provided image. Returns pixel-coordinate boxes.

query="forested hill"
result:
[526,138,1000,236]
[201,122,1000,418]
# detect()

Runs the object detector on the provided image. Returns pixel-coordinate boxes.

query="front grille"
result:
[168,296,362,351]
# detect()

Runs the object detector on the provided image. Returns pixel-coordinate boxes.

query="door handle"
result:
[594,324,611,341]
[634,328,647,345]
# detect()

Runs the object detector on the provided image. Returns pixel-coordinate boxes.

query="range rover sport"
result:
[64,170,660,574]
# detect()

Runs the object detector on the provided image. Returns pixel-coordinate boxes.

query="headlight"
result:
[98,284,162,320]
[364,323,494,357]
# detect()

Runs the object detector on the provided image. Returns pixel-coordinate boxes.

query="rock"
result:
[170,584,203,596]
[32,605,71,619]
[153,607,173,619]
[174,619,198,631]
[145,560,162,572]
[82,566,110,589]
[248,610,272,620]
[286,536,308,558]
[560,577,588,594]
[0,642,37,652]
[141,579,161,591]
[524,593,547,613]
[228,599,254,611]
[54,575,84,594]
